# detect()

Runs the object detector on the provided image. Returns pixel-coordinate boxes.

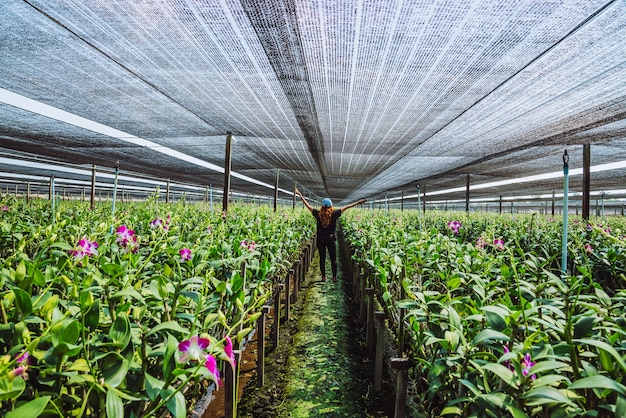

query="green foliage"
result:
[343,210,626,417]
[0,198,312,416]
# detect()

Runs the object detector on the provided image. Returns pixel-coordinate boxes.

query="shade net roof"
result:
[1,0,625,206]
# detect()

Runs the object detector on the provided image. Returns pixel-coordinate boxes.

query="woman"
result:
[295,188,366,282]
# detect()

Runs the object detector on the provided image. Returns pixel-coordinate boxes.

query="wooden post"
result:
[257,306,271,387]
[399,284,406,355]
[582,144,590,220]
[293,261,300,300]
[391,358,410,418]
[273,284,283,348]
[465,174,470,213]
[359,273,367,326]
[374,311,388,392]
[292,183,297,210]
[223,132,233,217]
[353,265,361,299]
[285,271,292,321]
[90,165,96,210]
[224,350,241,418]
[366,288,375,352]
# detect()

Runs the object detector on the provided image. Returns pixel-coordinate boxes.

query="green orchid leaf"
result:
[5,395,51,418]
[145,321,189,337]
[84,299,101,330]
[162,387,186,418]
[616,395,626,418]
[472,329,510,345]
[481,363,518,389]
[111,288,145,305]
[569,375,626,396]
[12,287,32,316]
[109,313,131,350]
[106,388,124,418]
[529,360,569,375]
[0,376,26,401]
[15,260,26,284]
[522,387,578,407]
[101,352,130,388]
[162,334,178,380]
[574,339,626,372]
[573,316,596,339]
[145,373,164,402]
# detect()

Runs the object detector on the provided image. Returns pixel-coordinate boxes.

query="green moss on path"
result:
[238,253,394,417]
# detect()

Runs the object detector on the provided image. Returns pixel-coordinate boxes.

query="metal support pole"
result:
[416,185,421,217]
[166,178,170,204]
[223,132,233,217]
[601,192,605,222]
[582,144,590,220]
[552,191,555,216]
[562,150,569,275]
[465,174,470,213]
[274,169,279,212]
[90,165,96,210]
[210,184,214,211]
[50,175,55,220]
[111,162,119,227]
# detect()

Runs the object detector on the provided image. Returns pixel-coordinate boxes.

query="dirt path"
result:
[237,253,395,417]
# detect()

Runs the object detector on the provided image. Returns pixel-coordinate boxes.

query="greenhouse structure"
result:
[1,0,626,417]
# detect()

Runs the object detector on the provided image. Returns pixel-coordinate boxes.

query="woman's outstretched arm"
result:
[295,188,314,212]
[340,198,366,212]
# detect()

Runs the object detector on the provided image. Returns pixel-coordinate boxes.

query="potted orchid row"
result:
[342,210,626,417]
[0,197,312,417]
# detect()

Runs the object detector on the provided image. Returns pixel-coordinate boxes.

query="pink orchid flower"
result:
[179,247,192,262]
[521,353,537,380]
[70,237,99,260]
[178,336,211,363]
[116,225,138,253]
[205,354,222,387]
[221,335,236,370]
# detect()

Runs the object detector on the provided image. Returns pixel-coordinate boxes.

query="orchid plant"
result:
[342,210,626,417]
[0,198,312,417]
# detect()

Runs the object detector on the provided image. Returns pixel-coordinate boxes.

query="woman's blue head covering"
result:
[322,198,333,208]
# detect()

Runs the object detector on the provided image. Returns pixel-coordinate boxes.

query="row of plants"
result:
[0,194,313,417]
[342,210,626,417]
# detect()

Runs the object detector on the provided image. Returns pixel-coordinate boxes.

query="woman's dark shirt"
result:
[311,209,342,240]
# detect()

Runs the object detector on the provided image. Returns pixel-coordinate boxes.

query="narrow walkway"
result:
[273,253,394,417]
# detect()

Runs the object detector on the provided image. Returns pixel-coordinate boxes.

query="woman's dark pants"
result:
[317,238,337,279]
